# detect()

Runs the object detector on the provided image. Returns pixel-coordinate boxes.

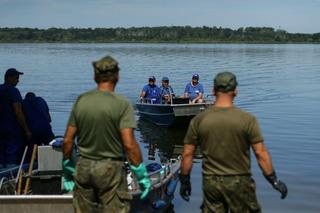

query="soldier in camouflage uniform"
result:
[179,72,288,213]
[63,56,151,213]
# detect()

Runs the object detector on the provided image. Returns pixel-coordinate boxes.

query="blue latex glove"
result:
[130,163,151,199]
[62,159,76,192]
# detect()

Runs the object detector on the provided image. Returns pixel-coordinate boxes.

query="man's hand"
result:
[264,171,288,199]
[62,159,75,192]
[179,173,191,201]
[130,163,151,199]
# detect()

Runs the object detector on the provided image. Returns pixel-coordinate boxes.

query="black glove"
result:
[179,173,191,202]
[264,171,288,199]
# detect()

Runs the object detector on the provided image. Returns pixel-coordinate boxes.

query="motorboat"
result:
[0,141,181,213]
[136,97,212,126]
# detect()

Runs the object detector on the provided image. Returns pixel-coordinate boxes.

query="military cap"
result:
[92,55,119,73]
[192,73,199,80]
[149,76,156,81]
[162,76,169,81]
[214,71,238,93]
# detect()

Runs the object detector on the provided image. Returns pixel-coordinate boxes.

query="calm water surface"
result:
[1,43,319,213]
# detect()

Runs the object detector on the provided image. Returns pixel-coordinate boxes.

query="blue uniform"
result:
[142,84,161,104]
[0,83,24,165]
[159,85,174,97]
[22,96,54,145]
[184,82,204,101]
[159,85,174,103]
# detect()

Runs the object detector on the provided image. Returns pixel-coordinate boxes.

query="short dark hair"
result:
[25,92,36,99]
[94,68,119,84]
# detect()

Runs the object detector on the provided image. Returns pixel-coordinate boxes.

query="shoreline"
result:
[1,41,320,44]
[1,26,319,44]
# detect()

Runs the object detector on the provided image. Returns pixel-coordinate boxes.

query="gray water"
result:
[1,43,319,212]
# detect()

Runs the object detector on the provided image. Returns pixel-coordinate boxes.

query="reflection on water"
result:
[137,117,202,162]
[1,43,320,212]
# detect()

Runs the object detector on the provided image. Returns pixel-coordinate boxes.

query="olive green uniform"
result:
[184,106,263,213]
[68,89,136,213]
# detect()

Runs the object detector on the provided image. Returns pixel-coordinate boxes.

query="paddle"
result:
[23,145,37,195]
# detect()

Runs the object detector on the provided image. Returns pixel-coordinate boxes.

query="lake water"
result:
[1,43,319,212]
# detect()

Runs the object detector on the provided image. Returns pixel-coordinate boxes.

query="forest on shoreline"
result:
[1,26,320,43]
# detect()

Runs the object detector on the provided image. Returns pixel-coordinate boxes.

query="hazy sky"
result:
[1,0,319,33]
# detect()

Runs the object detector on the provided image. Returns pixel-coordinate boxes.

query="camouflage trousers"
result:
[73,157,132,213]
[202,175,261,213]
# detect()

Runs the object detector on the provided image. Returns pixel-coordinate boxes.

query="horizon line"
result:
[1,25,319,35]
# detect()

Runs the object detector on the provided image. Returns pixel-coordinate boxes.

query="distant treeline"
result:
[1,26,320,43]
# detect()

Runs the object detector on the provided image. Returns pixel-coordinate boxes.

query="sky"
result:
[0,0,320,33]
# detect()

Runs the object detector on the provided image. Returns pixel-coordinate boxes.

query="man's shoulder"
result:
[191,106,256,126]
[196,83,204,89]
[35,96,46,103]
[76,90,131,107]
[35,96,49,108]
[233,107,256,119]
[2,84,22,99]
[112,92,130,102]
[108,93,133,111]
[0,83,5,93]
[79,89,127,100]
[190,108,211,123]
[159,85,165,91]
[77,89,96,98]
[167,85,173,90]
[142,84,150,90]
[185,82,192,89]
[0,83,19,92]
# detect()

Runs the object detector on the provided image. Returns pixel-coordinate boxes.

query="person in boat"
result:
[22,92,54,146]
[139,76,161,104]
[179,72,288,212]
[183,73,204,104]
[0,68,31,168]
[63,55,151,213]
[159,76,175,104]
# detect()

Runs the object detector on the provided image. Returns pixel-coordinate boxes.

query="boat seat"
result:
[146,163,162,172]
[172,97,189,104]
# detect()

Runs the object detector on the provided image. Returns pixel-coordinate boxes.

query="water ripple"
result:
[1,43,320,212]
